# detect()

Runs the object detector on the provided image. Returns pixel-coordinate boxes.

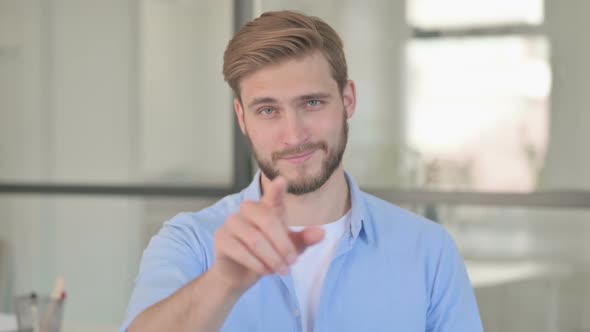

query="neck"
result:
[260,167,351,227]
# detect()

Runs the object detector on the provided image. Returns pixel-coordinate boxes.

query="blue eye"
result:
[307,100,321,107]
[258,108,275,116]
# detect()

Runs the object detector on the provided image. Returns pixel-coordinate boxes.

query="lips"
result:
[282,150,315,164]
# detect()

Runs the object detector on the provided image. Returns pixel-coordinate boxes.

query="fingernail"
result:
[287,254,297,265]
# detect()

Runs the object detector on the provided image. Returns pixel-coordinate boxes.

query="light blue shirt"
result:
[121,172,483,331]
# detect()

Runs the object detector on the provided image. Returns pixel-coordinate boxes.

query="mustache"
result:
[272,141,328,162]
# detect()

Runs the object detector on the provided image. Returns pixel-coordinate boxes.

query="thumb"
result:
[289,227,325,254]
[262,176,288,210]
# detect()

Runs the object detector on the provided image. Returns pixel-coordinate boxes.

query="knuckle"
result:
[258,215,274,227]
[214,228,226,242]
[215,230,232,248]
[245,259,266,276]
[245,232,263,249]
[226,214,246,231]
[225,213,239,226]
[252,263,266,276]
[271,261,283,271]
[278,242,293,257]
[234,250,250,265]
[239,200,256,213]
[246,256,265,273]
[266,251,282,266]
[260,211,280,228]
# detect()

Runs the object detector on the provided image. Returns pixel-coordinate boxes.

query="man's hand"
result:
[129,177,326,332]
[211,176,325,294]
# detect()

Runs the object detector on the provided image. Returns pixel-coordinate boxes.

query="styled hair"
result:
[223,10,348,99]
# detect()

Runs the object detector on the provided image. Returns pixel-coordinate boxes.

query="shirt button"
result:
[294,309,300,317]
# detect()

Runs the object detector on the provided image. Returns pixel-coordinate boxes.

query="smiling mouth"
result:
[282,150,316,164]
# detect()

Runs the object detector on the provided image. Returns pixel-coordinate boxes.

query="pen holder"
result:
[14,293,64,332]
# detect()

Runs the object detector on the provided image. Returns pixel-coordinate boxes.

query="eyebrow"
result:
[295,93,332,103]
[247,92,333,109]
[247,97,277,109]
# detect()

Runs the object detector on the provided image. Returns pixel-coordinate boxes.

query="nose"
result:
[282,111,309,147]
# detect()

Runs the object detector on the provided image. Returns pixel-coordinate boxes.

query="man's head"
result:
[223,11,356,195]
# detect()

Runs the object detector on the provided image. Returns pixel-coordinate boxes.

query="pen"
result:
[41,277,66,332]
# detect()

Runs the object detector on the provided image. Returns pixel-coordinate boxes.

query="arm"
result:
[123,177,324,332]
[128,266,240,332]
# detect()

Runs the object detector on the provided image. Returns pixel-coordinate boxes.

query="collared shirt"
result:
[289,209,351,332]
[120,171,483,332]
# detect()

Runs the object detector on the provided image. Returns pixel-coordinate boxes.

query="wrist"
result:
[206,265,244,299]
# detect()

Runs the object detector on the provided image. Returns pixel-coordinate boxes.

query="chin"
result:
[282,163,321,179]
[287,169,324,184]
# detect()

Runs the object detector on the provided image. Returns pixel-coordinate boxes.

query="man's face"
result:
[235,51,356,195]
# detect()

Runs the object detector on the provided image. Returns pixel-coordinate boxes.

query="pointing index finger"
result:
[262,176,287,210]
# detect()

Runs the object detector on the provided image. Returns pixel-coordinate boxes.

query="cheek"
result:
[315,114,344,143]
[249,128,278,155]
[248,119,288,147]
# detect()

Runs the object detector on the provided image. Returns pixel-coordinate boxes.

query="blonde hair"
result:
[223,10,348,98]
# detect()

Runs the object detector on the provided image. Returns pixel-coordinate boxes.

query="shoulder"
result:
[359,192,470,299]
[136,191,248,275]
[163,191,245,239]
[144,191,246,262]
[360,192,453,254]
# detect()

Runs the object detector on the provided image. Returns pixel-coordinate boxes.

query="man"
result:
[121,10,483,332]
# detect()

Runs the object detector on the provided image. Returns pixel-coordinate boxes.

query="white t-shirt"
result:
[288,210,351,332]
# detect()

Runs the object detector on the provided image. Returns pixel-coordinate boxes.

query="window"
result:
[407,0,544,29]
[404,0,550,192]
[406,36,550,191]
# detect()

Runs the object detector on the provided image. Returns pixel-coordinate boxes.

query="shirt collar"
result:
[241,171,375,245]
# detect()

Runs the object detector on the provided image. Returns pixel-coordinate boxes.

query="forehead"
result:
[239,51,339,105]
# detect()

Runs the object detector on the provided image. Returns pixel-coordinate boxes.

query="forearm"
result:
[128,268,241,332]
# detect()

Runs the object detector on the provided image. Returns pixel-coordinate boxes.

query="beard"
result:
[246,114,348,195]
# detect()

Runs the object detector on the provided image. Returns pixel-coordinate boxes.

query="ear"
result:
[342,80,356,119]
[234,97,246,135]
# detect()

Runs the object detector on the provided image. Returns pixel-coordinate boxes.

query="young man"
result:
[121,10,483,332]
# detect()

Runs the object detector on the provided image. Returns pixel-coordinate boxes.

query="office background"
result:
[0,0,589,331]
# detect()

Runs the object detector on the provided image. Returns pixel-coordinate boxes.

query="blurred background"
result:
[0,0,589,331]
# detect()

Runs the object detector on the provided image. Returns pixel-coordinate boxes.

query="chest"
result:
[221,247,428,332]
